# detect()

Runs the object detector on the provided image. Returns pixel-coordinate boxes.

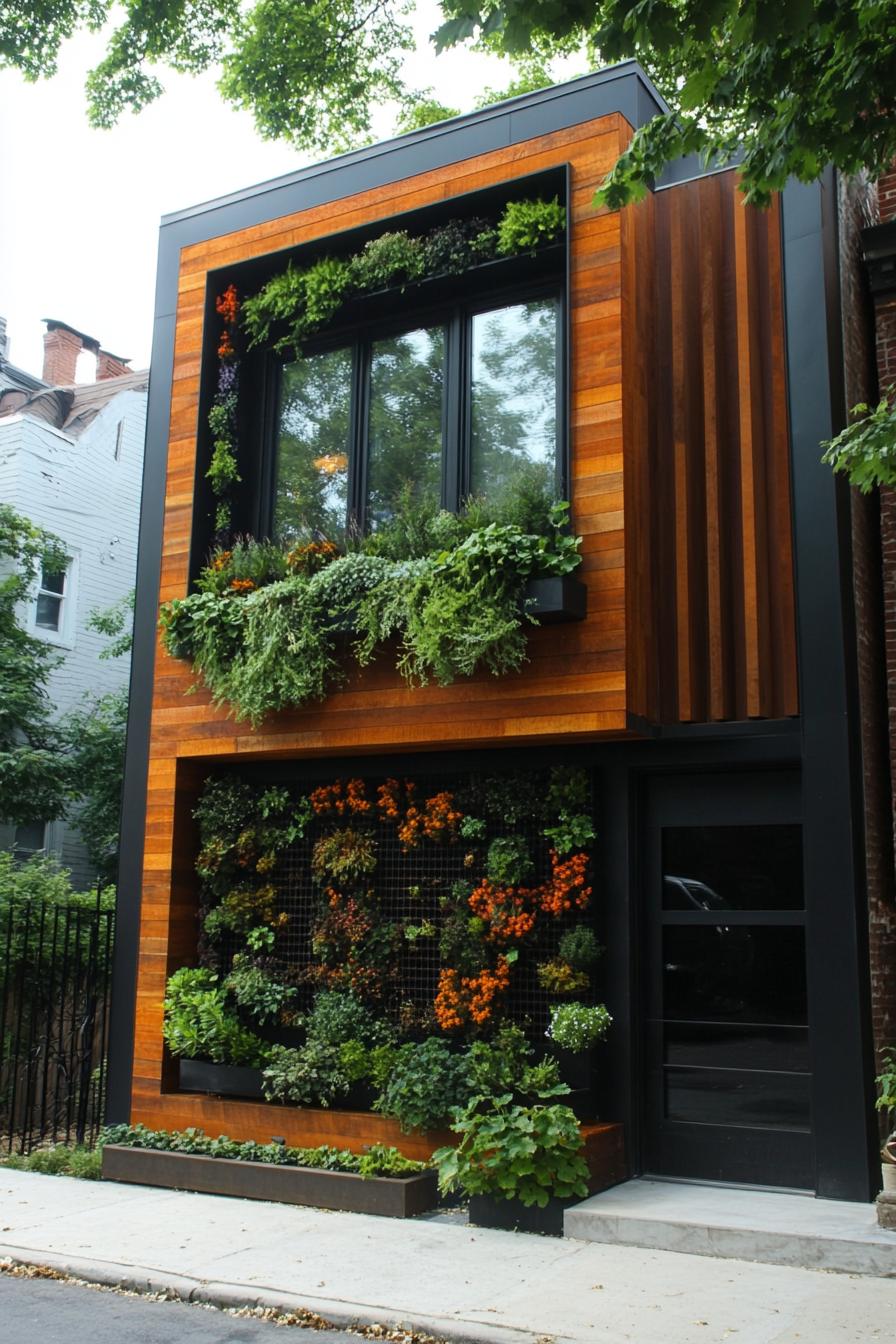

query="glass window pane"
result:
[367,327,445,528]
[664,1066,811,1131]
[36,593,62,630]
[40,568,65,595]
[663,825,804,911]
[664,1022,810,1074]
[14,822,46,853]
[662,925,808,1025]
[470,299,557,502]
[275,348,352,544]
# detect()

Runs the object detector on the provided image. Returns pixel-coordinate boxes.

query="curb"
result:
[0,1245,555,1344]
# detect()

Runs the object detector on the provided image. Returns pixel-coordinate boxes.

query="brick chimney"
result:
[96,348,131,380]
[41,319,99,385]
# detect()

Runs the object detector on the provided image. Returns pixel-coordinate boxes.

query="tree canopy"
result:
[0,504,73,825]
[3,3,895,201]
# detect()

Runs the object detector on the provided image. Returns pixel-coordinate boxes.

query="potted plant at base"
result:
[432,1092,590,1237]
[876,1047,896,1194]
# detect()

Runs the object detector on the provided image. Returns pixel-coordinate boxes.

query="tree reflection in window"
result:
[367,326,445,528]
[470,299,557,502]
[275,347,352,544]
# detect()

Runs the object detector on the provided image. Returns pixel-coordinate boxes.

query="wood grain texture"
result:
[647,173,798,724]
[129,133,799,1135]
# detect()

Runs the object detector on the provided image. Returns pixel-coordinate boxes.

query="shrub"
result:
[374,1037,473,1132]
[262,1040,349,1107]
[433,1096,589,1207]
[497,197,566,255]
[536,959,590,995]
[224,957,298,1026]
[348,231,426,291]
[546,1002,613,1053]
[486,835,534,885]
[311,828,377,882]
[303,990,393,1049]
[162,967,269,1067]
[1,1144,102,1180]
[558,925,602,969]
[101,1125,427,1176]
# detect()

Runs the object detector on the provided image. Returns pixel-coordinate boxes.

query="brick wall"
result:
[871,170,896,1113]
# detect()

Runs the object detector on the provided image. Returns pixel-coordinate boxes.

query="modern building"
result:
[110,63,885,1203]
[0,319,147,884]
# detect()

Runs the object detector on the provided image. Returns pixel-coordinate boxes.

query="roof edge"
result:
[160,60,666,229]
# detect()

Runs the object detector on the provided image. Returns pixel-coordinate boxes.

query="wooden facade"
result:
[129,107,799,1142]
[114,71,879,1200]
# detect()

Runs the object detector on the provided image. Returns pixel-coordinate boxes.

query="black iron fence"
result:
[0,894,115,1154]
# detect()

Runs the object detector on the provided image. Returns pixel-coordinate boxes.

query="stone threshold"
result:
[564,1177,896,1277]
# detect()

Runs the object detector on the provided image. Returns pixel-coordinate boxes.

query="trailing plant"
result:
[163,968,270,1067]
[239,198,561,361]
[262,1040,350,1107]
[497,197,565,255]
[546,1002,612,1053]
[374,1036,473,1132]
[161,484,581,723]
[433,1095,589,1208]
[101,1125,427,1177]
[207,286,241,537]
[822,391,896,493]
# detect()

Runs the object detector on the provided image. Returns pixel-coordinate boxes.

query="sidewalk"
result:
[1,1168,894,1344]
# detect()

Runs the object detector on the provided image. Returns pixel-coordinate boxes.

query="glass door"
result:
[643,771,814,1189]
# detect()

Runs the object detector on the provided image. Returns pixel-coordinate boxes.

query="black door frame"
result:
[641,768,813,1189]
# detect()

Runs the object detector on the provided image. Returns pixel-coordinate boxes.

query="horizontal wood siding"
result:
[131,115,634,1133]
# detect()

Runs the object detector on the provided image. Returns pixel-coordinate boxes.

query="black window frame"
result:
[258,274,567,541]
[190,163,571,580]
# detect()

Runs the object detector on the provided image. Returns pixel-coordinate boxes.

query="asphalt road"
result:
[0,1275,362,1342]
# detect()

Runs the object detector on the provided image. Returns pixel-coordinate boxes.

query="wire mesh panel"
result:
[205,765,599,1044]
[0,895,114,1154]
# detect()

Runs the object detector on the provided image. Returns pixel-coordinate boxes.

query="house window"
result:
[271,287,562,541]
[13,821,46,861]
[35,564,66,631]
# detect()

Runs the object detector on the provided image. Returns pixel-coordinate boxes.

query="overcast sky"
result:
[0,6,561,379]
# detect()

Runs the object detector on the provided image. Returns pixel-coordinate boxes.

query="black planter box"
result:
[102,1145,438,1218]
[552,1045,594,1092]
[469,1193,576,1237]
[330,573,587,638]
[524,575,587,623]
[179,1058,265,1100]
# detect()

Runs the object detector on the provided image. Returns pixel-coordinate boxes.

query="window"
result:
[13,821,46,862]
[270,288,562,542]
[35,564,66,631]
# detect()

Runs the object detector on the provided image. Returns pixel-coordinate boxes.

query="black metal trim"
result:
[780,172,877,1200]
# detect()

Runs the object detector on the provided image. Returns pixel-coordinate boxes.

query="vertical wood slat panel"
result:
[650,173,797,723]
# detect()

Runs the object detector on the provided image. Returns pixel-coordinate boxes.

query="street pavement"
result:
[0,1274,356,1343]
[1,1167,894,1343]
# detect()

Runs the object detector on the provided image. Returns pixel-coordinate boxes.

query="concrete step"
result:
[564,1178,896,1276]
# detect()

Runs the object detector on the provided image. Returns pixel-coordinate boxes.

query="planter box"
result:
[101,1145,439,1218]
[179,1058,264,1100]
[467,1121,627,1237]
[524,575,587,623]
[330,574,587,638]
[469,1193,573,1237]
